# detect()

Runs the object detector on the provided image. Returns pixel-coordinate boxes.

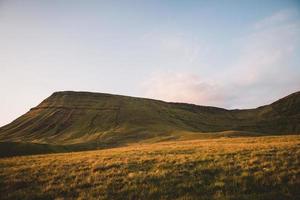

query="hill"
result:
[0,91,299,156]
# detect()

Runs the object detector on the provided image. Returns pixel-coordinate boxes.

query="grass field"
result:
[0,135,299,200]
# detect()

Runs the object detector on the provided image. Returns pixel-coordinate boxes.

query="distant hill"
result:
[0,91,299,157]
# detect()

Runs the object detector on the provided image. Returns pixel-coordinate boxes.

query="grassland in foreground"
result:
[0,135,299,200]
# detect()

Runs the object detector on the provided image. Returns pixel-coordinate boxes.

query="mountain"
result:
[0,91,299,157]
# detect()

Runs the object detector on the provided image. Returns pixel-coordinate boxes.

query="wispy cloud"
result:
[229,9,300,107]
[142,9,300,108]
[139,31,211,69]
[234,9,300,84]
[253,9,298,29]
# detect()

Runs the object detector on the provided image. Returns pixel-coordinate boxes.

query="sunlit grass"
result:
[0,135,299,199]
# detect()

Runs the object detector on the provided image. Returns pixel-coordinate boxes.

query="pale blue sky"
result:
[1,0,300,126]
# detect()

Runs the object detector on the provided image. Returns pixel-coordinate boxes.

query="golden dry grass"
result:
[0,135,299,200]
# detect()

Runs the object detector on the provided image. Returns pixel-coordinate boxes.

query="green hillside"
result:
[0,91,299,156]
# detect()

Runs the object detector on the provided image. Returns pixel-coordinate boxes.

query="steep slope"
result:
[0,91,299,156]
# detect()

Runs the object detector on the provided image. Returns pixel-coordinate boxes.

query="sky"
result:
[0,0,300,126]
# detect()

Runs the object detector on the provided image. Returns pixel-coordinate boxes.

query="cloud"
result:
[233,9,300,85]
[253,9,298,30]
[140,31,210,69]
[143,71,225,106]
[228,9,300,107]
[142,10,300,108]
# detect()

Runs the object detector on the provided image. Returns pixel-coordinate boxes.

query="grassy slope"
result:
[0,142,97,158]
[0,135,299,200]
[0,91,299,157]
[0,130,268,157]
